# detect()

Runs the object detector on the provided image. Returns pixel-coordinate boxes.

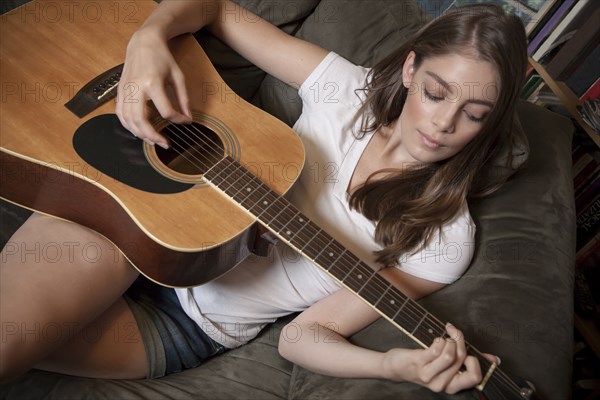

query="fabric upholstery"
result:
[0,1,575,399]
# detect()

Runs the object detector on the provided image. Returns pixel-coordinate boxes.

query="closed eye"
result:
[424,90,444,102]
[464,110,485,123]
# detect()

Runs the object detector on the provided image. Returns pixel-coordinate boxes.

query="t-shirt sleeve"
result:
[396,205,476,284]
[297,52,368,113]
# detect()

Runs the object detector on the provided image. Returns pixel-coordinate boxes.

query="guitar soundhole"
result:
[155,122,225,175]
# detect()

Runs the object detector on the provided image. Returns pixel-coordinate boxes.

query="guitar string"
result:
[166,123,470,347]
[162,122,524,397]
[156,122,523,397]
[163,122,525,397]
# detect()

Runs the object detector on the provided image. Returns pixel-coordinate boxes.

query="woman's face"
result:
[394,51,499,164]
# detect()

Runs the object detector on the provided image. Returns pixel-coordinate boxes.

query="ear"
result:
[402,51,417,88]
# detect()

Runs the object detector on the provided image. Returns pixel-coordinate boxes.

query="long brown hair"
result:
[349,4,527,266]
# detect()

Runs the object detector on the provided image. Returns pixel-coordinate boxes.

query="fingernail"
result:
[446,322,454,328]
[158,142,169,150]
[496,356,501,366]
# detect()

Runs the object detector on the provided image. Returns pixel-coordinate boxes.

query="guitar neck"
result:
[204,155,536,398]
[205,156,470,349]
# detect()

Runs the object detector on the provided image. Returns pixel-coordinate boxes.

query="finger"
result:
[444,355,483,394]
[170,69,192,121]
[120,93,169,147]
[131,116,169,149]
[423,335,447,364]
[445,323,467,363]
[445,322,464,343]
[150,84,191,126]
[419,336,459,386]
[482,353,501,366]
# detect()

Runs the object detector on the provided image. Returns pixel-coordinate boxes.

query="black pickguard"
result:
[72,114,193,194]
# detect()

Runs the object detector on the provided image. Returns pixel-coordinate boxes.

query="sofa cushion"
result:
[195,0,321,100]
[251,0,529,173]
[287,100,574,400]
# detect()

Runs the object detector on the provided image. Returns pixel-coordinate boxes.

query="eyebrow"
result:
[425,71,495,107]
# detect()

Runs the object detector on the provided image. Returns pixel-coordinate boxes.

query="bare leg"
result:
[36,297,147,379]
[0,213,145,381]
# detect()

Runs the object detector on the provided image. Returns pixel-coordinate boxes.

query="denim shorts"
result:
[123,277,227,379]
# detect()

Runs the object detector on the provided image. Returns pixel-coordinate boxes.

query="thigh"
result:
[0,213,140,379]
[35,296,148,379]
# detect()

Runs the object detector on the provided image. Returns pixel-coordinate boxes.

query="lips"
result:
[419,130,442,149]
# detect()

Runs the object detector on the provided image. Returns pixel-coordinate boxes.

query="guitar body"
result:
[0,0,304,287]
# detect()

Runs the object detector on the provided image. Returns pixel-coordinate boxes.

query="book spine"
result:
[580,77,600,101]
[576,175,600,213]
[576,194,600,250]
[546,6,600,80]
[528,0,575,56]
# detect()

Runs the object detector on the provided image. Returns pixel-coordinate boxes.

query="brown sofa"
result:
[0,1,575,399]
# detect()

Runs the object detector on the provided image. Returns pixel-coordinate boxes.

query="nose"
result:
[431,103,456,133]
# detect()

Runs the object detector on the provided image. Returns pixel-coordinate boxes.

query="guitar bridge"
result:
[65,64,123,118]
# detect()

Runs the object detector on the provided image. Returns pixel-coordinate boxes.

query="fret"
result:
[205,159,512,396]
[233,184,267,212]
[391,296,410,321]
[236,187,266,213]
[307,235,335,264]
[396,309,420,335]
[207,158,261,210]
[296,223,324,254]
[328,256,359,281]
[313,241,346,273]
[373,282,392,307]
[254,187,280,217]
[204,157,236,187]
[256,195,289,230]
[223,167,254,201]
[357,278,385,306]
[275,209,308,243]
[422,314,446,343]
[410,313,428,335]
[344,263,374,293]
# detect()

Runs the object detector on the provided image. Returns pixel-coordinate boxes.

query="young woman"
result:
[0,0,527,395]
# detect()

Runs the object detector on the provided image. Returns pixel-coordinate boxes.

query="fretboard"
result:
[204,155,451,346]
[202,155,528,396]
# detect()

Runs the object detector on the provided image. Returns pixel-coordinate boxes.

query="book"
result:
[577,180,600,215]
[528,0,575,56]
[575,164,600,195]
[532,0,589,62]
[545,5,600,80]
[527,0,563,40]
[520,74,543,99]
[576,193,600,250]
[576,231,600,266]
[525,0,559,36]
[573,152,596,178]
[565,44,600,97]
[581,78,600,102]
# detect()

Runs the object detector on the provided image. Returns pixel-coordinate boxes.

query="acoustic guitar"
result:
[0,1,538,399]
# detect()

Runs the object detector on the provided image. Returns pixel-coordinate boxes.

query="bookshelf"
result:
[528,57,600,148]
[524,0,600,362]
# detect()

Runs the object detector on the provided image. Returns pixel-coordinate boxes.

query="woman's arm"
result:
[278,270,492,394]
[116,0,328,146]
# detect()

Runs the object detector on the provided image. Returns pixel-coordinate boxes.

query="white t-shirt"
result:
[175,52,476,349]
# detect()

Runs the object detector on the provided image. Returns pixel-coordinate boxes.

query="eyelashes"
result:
[423,89,486,123]
[423,89,443,103]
